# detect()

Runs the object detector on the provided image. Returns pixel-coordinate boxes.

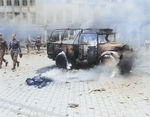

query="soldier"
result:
[9,34,22,70]
[35,36,41,51]
[0,33,8,69]
[25,38,31,53]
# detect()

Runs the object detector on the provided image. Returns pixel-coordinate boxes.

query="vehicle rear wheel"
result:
[56,54,67,69]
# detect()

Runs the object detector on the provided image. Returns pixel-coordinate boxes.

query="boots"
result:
[11,64,16,70]
[12,57,17,70]
[11,66,15,70]
[17,61,19,67]
[5,61,8,66]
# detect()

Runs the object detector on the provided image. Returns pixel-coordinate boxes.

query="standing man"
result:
[0,33,8,69]
[35,36,41,51]
[9,34,22,70]
[25,38,31,53]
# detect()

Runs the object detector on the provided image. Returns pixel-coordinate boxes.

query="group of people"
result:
[26,36,41,53]
[0,33,22,70]
[0,34,42,70]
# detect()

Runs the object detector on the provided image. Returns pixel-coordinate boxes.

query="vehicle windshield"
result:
[98,35,106,43]
[98,34,115,43]
[79,33,97,46]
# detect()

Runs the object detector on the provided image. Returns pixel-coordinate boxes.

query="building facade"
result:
[0,0,144,47]
[0,0,36,24]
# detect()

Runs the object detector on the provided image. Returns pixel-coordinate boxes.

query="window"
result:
[7,0,11,6]
[31,13,36,23]
[98,35,106,43]
[66,0,72,4]
[63,30,75,44]
[22,12,27,21]
[98,34,115,43]
[100,4,106,9]
[30,0,35,6]
[15,12,20,16]
[0,12,4,19]
[89,3,98,8]
[111,0,117,2]
[14,12,20,22]
[80,34,97,46]
[101,0,109,2]
[22,0,27,6]
[66,9,72,23]
[0,0,4,6]
[7,12,13,21]
[47,14,53,24]
[14,0,19,6]
[57,11,62,23]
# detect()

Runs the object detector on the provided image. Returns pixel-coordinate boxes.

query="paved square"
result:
[0,50,150,117]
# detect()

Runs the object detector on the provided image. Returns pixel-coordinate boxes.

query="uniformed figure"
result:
[35,36,41,51]
[25,38,31,53]
[0,33,8,69]
[9,34,22,70]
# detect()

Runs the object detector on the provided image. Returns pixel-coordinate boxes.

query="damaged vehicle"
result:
[47,28,135,73]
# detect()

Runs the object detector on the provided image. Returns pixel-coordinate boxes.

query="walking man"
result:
[25,38,31,53]
[35,36,41,51]
[9,34,22,70]
[0,33,8,69]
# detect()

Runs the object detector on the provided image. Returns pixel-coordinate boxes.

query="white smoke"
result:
[0,0,150,46]
[40,65,122,83]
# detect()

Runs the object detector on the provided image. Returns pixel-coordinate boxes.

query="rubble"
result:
[88,88,106,93]
[68,104,79,108]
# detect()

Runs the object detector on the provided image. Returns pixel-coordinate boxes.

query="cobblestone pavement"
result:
[0,50,150,117]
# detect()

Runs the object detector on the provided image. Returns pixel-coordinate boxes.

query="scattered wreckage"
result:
[47,28,136,73]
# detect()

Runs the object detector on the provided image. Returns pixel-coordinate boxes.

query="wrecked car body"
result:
[47,28,135,73]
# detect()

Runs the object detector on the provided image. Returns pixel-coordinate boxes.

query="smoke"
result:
[80,0,150,48]
[0,25,43,43]
[134,48,150,74]
[0,0,150,46]
[39,65,122,83]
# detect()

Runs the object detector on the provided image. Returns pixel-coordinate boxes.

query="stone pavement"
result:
[0,51,150,117]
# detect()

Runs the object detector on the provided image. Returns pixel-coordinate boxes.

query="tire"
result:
[118,58,133,73]
[56,54,67,69]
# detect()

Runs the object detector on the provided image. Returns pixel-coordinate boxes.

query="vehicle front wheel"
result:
[56,54,67,69]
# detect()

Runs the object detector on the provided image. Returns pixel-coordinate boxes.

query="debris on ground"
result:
[68,104,79,108]
[138,93,144,95]
[127,84,130,87]
[88,88,106,93]
[120,102,126,104]
[26,75,53,88]
[89,107,95,109]
[121,84,131,87]
[79,94,82,96]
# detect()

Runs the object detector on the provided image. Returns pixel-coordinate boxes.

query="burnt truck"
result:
[47,28,135,73]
